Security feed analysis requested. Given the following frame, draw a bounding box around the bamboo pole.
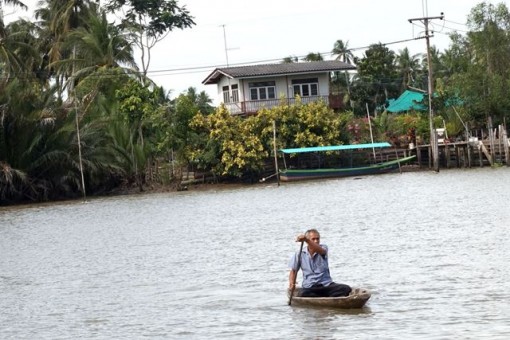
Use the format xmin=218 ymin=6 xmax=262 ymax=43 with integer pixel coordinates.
xmin=273 ymin=121 xmax=280 ymax=186
xmin=498 ymin=125 xmax=503 ymax=164
xmin=366 ymin=103 xmax=376 ymax=161
xmin=394 ymin=148 xmax=402 ymax=174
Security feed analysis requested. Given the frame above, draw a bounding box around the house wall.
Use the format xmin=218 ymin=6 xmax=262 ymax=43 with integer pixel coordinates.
xmin=216 ymin=73 xmax=331 ymax=103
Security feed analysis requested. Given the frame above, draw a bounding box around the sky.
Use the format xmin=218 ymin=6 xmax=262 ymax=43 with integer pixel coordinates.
xmin=5 ymin=0 xmax=496 ymax=104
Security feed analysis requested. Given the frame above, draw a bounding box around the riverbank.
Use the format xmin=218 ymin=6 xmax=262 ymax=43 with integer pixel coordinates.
xmin=0 ymin=164 xmax=502 ymax=207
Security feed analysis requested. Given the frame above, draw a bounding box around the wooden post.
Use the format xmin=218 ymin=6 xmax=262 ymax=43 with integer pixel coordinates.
xmin=445 ymin=144 xmax=450 ymax=168
xmin=488 ymin=117 xmax=495 ymax=162
xmin=428 ymin=145 xmax=432 ymax=169
xmin=503 ymin=126 xmax=510 ymax=166
xmin=416 ymin=145 xmax=422 ymax=167
xmin=498 ymin=125 xmax=503 ymax=163
xmin=394 ymin=148 xmax=402 ymax=174
xmin=455 ymin=145 xmax=460 ymax=168
xmin=272 ymin=121 xmax=280 ymax=186
xmin=478 ymin=142 xmax=483 ymax=167
xmin=467 ymin=143 xmax=472 ymax=168
xmin=366 ymin=103 xmax=376 ymax=160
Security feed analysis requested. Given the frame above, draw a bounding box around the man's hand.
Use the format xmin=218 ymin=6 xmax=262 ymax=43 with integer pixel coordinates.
xmin=296 ymin=234 xmax=306 ymax=242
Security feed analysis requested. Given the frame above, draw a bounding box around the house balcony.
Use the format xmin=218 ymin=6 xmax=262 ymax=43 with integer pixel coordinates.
xmin=224 ymin=94 xmax=346 ymax=115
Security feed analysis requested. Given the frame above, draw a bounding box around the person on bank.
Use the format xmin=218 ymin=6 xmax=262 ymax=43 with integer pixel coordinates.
xmin=288 ymin=229 xmax=352 ymax=297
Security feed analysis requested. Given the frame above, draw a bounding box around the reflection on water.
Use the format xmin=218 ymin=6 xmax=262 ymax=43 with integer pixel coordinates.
xmin=1 ymin=168 xmax=510 ymax=339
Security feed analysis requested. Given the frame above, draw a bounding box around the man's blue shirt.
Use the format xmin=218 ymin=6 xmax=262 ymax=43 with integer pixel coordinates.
xmin=288 ymin=244 xmax=333 ymax=288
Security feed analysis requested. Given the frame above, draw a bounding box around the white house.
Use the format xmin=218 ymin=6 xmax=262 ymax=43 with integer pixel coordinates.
xmin=202 ymin=60 xmax=356 ymax=115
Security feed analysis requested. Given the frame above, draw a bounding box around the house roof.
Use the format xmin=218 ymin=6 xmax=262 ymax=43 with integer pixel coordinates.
xmin=202 ymin=60 xmax=356 ymax=85
xmin=386 ymin=89 xmax=464 ymax=113
xmin=386 ymin=89 xmax=427 ymax=113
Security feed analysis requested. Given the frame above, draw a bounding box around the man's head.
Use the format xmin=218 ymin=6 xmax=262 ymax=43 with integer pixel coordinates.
xmin=305 ymin=229 xmax=320 ymax=244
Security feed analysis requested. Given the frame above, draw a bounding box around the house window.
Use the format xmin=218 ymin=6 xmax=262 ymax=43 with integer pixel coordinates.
xmin=231 ymin=84 xmax=239 ymax=102
xmin=292 ymin=78 xmax=319 ymax=97
xmin=249 ymin=81 xmax=276 ymax=101
xmin=223 ymin=86 xmax=230 ymax=103
xmin=222 ymin=84 xmax=239 ymax=103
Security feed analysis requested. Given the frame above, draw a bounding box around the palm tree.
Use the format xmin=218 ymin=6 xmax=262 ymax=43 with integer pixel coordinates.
xmin=332 ymin=39 xmax=353 ymax=64
xmin=35 ymin=0 xmax=98 ymax=97
xmin=395 ymin=47 xmax=421 ymax=92
xmin=332 ymin=39 xmax=354 ymax=104
xmin=420 ymin=45 xmax=443 ymax=92
xmin=0 ymin=0 xmax=27 ymax=27
xmin=57 ymin=9 xmax=138 ymax=88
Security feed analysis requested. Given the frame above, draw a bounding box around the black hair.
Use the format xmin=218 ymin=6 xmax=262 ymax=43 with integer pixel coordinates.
xmin=305 ymin=229 xmax=320 ymax=238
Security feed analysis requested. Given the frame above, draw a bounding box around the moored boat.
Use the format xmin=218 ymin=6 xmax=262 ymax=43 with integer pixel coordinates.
xmin=287 ymin=287 xmax=371 ymax=309
xmin=279 ymin=155 xmax=416 ymax=182
xmin=279 ymin=142 xmax=416 ymax=182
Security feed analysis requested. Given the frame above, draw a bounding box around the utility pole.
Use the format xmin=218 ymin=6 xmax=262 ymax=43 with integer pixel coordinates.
xmin=408 ymin=14 xmax=444 ymax=172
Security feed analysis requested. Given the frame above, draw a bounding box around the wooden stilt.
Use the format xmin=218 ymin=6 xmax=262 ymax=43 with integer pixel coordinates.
xmin=428 ymin=145 xmax=432 ymax=169
xmin=445 ymin=144 xmax=450 ymax=168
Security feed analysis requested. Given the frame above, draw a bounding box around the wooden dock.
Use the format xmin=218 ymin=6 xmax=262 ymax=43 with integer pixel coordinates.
xmin=372 ymin=138 xmax=510 ymax=170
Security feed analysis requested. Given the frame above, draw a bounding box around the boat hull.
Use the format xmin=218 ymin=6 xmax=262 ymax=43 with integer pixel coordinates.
xmin=279 ymin=156 xmax=416 ymax=182
xmin=288 ymin=287 xmax=371 ymax=309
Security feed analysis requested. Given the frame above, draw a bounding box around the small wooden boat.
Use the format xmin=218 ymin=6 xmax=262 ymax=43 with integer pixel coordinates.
xmin=288 ymin=287 xmax=371 ymax=309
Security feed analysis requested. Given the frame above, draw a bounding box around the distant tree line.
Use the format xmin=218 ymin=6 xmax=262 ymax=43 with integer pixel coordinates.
xmin=1 ymin=1 xmax=509 ymax=205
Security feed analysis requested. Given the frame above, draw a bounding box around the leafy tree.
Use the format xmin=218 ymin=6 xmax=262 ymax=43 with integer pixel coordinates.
xmin=105 ymin=0 xmax=195 ymax=78
xmin=443 ymin=1 xmax=510 ymax=126
xmin=440 ymin=32 xmax=471 ymax=79
xmin=302 ymin=52 xmax=323 ymax=62
xmin=351 ymin=43 xmax=399 ymax=114
xmin=167 ymin=87 xmax=213 ymax=172
xmin=282 ymin=55 xmax=298 ymax=63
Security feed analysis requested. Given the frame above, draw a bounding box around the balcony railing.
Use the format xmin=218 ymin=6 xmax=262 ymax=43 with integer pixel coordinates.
xmin=224 ymin=94 xmax=345 ymax=115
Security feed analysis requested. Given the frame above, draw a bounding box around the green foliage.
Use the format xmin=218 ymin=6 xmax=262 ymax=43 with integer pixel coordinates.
xmin=105 ymin=0 xmax=195 ymax=36
xmin=188 ymin=99 xmax=350 ymax=178
xmin=372 ymin=111 xmax=429 ymax=144
xmin=302 ymin=52 xmax=323 ymax=62
xmin=189 ymin=105 xmax=266 ymax=177
xmin=442 ymin=1 xmax=510 ymax=127
xmin=351 ymin=43 xmax=400 ymax=114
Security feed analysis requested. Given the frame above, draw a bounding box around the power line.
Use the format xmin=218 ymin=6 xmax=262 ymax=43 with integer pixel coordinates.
xmin=144 ymin=36 xmax=428 ymax=77
xmin=443 ymin=19 xmax=468 ymax=27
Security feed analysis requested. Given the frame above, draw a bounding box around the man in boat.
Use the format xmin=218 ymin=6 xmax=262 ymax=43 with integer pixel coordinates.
xmin=288 ymin=229 xmax=351 ymax=297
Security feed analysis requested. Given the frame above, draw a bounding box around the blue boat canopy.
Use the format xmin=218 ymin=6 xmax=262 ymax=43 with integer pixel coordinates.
xmin=280 ymin=142 xmax=392 ymax=154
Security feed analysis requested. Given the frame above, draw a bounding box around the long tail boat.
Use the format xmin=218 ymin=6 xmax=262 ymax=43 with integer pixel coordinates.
xmin=278 ymin=142 xmax=416 ymax=182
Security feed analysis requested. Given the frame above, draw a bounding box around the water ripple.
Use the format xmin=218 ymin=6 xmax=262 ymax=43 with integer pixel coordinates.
xmin=1 ymin=168 xmax=510 ymax=339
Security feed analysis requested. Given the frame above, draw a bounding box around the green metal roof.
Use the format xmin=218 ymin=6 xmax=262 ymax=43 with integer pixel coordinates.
xmin=280 ymin=142 xmax=392 ymax=154
xmin=386 ymin=89 xmax=427 ymax=113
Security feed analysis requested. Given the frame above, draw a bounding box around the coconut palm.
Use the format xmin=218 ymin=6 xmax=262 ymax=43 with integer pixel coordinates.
xmin=0 ymin=0 xmax=27 ymax=29
xmin=332 ymin=39 xmax=354 ymax=105
xmin=332 ymin=39 xmax=353 ymax=64
xmin=395 ymin=47 xmax=422 ymax=91
xmin=35 ymin=0 xmax=99 ymax=97
xmin=420 ymin=45 xmax=443 ymax=91
xmin=56 ymin=9 xmax=138 ymax=92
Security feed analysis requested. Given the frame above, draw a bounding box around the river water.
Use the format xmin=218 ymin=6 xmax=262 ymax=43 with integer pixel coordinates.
xmin=1 ymin=168 xmax=510 ymax=339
